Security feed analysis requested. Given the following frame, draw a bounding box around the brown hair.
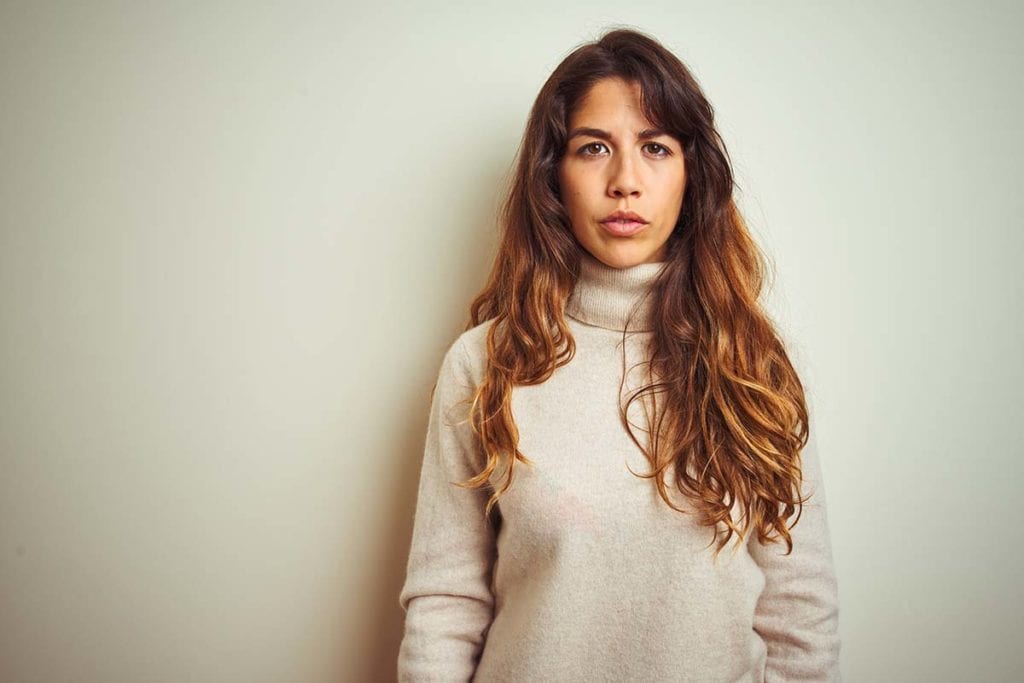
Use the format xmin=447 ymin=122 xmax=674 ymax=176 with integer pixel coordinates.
xmin=456 ymin=27 xmax=810 ymax=558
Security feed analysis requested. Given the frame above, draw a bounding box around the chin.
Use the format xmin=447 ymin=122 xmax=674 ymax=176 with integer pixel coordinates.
xmin=581 ymin=239 xmax=666 ymax=268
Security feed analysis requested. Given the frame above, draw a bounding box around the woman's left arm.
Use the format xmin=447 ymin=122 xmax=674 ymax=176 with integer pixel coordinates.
xmin=748 ymin=427 xmax=842 ymax=682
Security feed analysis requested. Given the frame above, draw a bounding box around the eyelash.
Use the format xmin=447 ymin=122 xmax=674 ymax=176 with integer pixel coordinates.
xmin=578 ymin=142 xmax=671 ymax=158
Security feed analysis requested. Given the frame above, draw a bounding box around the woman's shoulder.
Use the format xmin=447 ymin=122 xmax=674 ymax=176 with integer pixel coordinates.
xmin=430 ymin=319 xmax=494 ymax=390
xmin=448 ymin=319 xmax=494 ymax=384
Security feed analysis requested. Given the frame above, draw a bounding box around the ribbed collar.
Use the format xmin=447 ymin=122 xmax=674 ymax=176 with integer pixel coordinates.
xmin=565 ymin=251 xmax=667 ymax=332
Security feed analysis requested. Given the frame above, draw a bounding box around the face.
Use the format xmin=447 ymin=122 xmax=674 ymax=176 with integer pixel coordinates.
xmin=557 ymin=77 xmax=686 ymax=268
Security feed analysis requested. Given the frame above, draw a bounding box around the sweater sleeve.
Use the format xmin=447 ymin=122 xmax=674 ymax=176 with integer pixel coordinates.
xmin=397 ymin=335 xmax=498 ymax=682
xmin=748 ymin=427 xmax=842 ymax=682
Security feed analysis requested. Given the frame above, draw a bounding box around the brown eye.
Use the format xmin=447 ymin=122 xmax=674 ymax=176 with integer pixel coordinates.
xmin=579 ymin=142 xmax=608 ymax=156
xmin=645 ymin=143 xmax=670 ymax=157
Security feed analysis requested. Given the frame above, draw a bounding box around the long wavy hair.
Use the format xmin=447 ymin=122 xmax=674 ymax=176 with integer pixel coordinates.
xmin=453 ymin=27 xmax=811 ymax=559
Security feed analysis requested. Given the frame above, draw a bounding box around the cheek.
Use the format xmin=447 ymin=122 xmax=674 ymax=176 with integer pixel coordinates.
xmin=660 ymin=171 xmax=686 ymax=205
xmin=558 ymin=171 xmax=577 ymax=205
xmin=560 ymin=178 xmax=586 ymax=210
xmin=576 ymin=174 xmax=595 ymax=193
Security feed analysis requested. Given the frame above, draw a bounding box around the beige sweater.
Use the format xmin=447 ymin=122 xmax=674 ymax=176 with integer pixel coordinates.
xmin=398 ymin=252 xmax=841 ymax=682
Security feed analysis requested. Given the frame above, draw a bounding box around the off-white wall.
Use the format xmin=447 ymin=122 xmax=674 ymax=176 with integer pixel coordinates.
xmin=2 ymin=2 xmax=1021 ymax=681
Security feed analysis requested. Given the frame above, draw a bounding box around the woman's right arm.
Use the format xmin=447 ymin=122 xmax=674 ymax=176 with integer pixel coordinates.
xmin=397 ymin=335 xmax=498 ymax=682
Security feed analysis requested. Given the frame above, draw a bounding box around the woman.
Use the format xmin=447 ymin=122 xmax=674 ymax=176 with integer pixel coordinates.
xmin=398 ymin=27 xmax=841 ymax=682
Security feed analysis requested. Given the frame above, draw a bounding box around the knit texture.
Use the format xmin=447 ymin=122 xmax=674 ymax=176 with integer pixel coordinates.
xmin=398 ymin=250 xmax=842 ymax=682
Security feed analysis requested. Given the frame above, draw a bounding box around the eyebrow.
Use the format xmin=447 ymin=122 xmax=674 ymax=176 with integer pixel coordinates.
xmin=567 ymin=126 xmax=669 ymax=141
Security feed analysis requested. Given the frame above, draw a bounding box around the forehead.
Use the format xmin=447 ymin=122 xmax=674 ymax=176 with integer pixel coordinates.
xmin=570 ymin=77 xmax=650 ymax=125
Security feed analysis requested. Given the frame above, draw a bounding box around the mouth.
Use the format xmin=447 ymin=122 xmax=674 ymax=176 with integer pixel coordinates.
xmin=599 ymin=218 xmax=648 ymax=237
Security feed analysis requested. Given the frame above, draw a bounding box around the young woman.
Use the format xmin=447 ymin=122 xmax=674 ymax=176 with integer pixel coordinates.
xmin=398 ymin=28 xmax=841 ymax=682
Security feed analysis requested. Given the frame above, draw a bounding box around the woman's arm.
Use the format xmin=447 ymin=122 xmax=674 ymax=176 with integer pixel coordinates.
xmin=748 ymin=427 xmax=842 ymax=682
xmin=397 ymin=335 xmax=498 ymax=682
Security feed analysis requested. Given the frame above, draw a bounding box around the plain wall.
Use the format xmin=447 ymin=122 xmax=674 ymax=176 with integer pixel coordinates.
xmin=1 ymin=1 xmax=1021 ymax=681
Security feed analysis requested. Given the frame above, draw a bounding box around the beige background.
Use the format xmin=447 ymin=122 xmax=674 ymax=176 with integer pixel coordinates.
xmin=2 ymin=1 xmax=1021 ymax=681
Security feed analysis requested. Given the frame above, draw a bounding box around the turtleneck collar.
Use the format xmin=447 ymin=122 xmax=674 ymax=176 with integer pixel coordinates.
xmin=565 ymin=251 xmax=667 ymax=332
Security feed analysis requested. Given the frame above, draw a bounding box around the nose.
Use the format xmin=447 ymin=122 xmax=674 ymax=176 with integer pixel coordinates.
xmin=607 ymin=151 xmax=641 ymax=198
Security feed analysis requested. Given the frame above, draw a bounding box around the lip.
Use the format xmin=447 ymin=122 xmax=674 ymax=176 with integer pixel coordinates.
xmin=601 ymin=209 xmax=648 ymax=223
xmin=600 ymin=219 xmax=648 ymax=237
xmin=599 ymin=210 xmax=649 ymax=237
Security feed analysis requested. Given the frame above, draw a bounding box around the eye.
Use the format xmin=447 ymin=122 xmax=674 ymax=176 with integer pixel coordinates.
xmin=575 ymin=141 xmax=672 ymax=158
xmin=644 ymin=142 xmax=670 ymax=157
xmin=578 ymin=142 xmax=608 ymax=156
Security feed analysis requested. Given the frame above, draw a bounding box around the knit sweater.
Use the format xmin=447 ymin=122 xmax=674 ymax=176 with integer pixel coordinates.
xmin=397 ymin=251 xmax=842 ymax=682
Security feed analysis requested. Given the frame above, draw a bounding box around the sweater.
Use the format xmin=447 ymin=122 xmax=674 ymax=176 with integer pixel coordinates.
xmin=397 ymin=250 xmax=842 ymax=682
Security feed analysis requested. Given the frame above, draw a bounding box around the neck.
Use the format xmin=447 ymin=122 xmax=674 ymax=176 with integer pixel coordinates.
xmin=565 ymin=251 xmax=667 ymax=332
